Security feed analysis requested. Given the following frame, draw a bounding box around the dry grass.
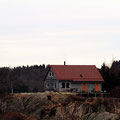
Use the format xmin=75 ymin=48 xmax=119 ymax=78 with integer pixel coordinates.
xmin=0 ymin=112 xmax=38 ymax=120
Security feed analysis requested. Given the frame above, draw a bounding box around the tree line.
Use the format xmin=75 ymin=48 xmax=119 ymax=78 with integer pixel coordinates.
xmin=0 ymin=64 xmax=49 ymax=97
xmin=100 ymin=60 xmax=120 ymax=97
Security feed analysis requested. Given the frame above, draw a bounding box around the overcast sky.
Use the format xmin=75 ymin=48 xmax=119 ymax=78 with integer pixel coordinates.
xmin=0 ymin=0 xmax=120 ymax=68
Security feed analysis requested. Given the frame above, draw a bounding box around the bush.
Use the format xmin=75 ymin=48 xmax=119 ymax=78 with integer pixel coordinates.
xmin=110 ymin=86 xmax=120 ymax=98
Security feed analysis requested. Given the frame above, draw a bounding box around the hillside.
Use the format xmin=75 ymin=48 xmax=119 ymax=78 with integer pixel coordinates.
xmin=0 ymin=92 xmax=120 ymax=120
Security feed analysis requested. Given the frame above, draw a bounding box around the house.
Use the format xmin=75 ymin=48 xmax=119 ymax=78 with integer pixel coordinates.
xmin=44 ymin=64 xmax=104 ymax=92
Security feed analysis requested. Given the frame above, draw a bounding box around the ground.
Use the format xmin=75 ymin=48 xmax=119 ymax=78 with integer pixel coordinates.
xmin=0 ymin=92 xmax=120 ymax=120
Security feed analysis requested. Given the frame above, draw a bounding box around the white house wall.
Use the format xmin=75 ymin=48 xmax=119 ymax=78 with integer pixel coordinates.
xmin=71 ymin=82 xmax=82 ymax=92
xmin=59 ymin=81 xmax=102 ymax=92
xmin=86 ymin=82 xmax=102 ymax=92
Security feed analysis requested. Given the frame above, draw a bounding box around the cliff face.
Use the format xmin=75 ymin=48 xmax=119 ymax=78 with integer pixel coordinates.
xmin=0 ymin=93 xmax=120 ymax=120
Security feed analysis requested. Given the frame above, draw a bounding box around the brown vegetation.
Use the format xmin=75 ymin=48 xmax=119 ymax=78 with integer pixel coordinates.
xmin=0 ymin=92 xmax=120 ymax=120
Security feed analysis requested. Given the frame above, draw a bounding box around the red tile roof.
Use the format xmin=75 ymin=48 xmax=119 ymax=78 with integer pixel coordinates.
xmin=51 ymin=65 xmax=104 ymax=82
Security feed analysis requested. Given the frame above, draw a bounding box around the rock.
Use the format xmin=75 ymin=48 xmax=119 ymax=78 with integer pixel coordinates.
xmin=0 ymin=93 xmax=120 ymax=120
xmin=88 ymin=112 xmax=120 ymax=120
xmin=54 ymin=107 xmax=64 ymax=120
xmin=73 ymin=103 xmax=93 ymax=119
xmin=65 ymin=102 xmax=76 ymax=116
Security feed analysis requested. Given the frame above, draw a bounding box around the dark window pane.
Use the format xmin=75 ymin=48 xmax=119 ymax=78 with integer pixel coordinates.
xmin=47 ymin=83 xmax=49 ymax=88
xmin=66 ymin=83 xmax=70 ymax=88
xmin=54 ymin=83 xmax=56 ymax=88
xmin=80 ymin=75 xmax=83 ymax=77
xmin=52 ymin=72 xmax=54 ymax=76
xmin=62 ymin=83 xmax=65 ymax=88
xmin=49 ymin=72 xmax=54 ymax=77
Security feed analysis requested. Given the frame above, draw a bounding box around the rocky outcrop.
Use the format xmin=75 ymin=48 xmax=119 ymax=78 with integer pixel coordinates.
xmin=0 ymin=93 xmax=120 ymax=120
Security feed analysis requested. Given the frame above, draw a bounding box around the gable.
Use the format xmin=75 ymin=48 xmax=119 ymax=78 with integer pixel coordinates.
xmin=46 ymin=68 xmax=58 ymax=80
xmin=51 ymin=65 xmax=104 ymax=82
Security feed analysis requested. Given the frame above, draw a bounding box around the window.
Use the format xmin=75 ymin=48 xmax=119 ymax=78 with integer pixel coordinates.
xmin=66 ymin=82 xmax=70 ymax=88
xmin=80 ymin=75 xmax=83 ymax=78
xmin=54 ymin=82 xmax=56 ymax=89
xmin=62 ymin=83 xmax=65 ymax=88
xmin=62 ymin=82 xmax=70 ymax=88
xmin=49 ymin=72 xmax=54 ymax=77
xmin=46 ymin=82 xmax=49 ymax=88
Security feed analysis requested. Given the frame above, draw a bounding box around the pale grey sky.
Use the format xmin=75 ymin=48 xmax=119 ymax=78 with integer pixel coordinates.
xmin=0 ymin=0 xmax=120 ymax=68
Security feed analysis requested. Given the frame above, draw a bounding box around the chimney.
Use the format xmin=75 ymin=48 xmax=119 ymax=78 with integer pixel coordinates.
xmin=64 ymin=61 xmax=66 ymax=65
